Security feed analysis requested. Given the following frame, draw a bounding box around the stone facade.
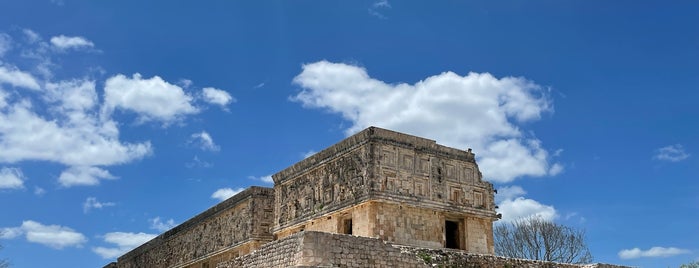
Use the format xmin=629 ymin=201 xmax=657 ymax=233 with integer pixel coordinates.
xmin=216 ymin=231 xmax=629 ymax=268
xmin=109 ymin=127 xmax=501 ymax=268
xmin=272 ymin=127 xmax=498 ymax=253
xmin=114 ymin=187 xmax=274 ymax=268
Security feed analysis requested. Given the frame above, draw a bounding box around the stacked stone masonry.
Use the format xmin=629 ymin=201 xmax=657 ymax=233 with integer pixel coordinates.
xmin=272 ymin=127 xmax=498 ymax=253
xmin=114 ymin=187 xmax=274 ymax=268
xmin=215 ymin=231 xmax=629 ymax=268
xmin=109 ymin=127 xmax=626 ymax=268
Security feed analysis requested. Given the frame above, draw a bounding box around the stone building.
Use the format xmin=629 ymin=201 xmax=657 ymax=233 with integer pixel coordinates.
xmin=110 ymin=127 xmax=499 ymax=268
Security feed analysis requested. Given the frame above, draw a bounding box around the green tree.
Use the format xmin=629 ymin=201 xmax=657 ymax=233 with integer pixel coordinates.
xmin=494 ymin=216 xmax=593 ymax=264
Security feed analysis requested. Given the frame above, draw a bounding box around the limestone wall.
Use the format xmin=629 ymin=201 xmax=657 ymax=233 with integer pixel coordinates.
xmin=116 ymin=187 xmax=274 ymax=268
xmin=217 ymin=231 xmax=425 ymax=268
xmin=272 ymin=142 xmax=373 ymax=235
xmin=371 ymin=140 xmax=496 ymax=218
xmin=220 ymin=231 xmax=305 ymax=268
xmin=271 ymin=126 xmax=498 ymax=253
xmin=216 ymin=231 xmax=629 ymax=268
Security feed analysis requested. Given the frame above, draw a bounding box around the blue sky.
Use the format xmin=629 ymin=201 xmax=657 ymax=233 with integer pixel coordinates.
xmin=0 ymin=1 xmax=697 ymax=267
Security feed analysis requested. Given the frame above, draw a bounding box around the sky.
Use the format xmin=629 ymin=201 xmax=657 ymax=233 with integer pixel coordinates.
xmin=0 ymin=1 xmax=697 ymax=267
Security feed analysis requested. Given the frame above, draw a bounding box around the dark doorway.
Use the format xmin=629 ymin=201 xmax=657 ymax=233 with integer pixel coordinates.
xmin=343 ymin=219 xmax=353 ymax=235
xmin=445 ymin=220 xmax=460 ymax=249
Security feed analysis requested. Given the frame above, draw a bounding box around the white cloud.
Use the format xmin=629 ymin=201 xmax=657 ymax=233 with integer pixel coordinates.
xmin=292 ymin=61 xmax=558 ymax=183
xmin=45 ymin=79 xmax=98 ymax=111
xmin=22 ymin=29 xmax=41 ymax=44
xmin=185 ymin=155 xmax=213 ymax=168
xmin=302 ymin=150 xmax=317 ymax=159
xmin=149 ymin=217 xmax=176 ymax=233
xmin=0 ymin=65 xmax=41 ymax=90
xmin=0 ymin=220 xmax=87 ymax=249
xmin=248 ymin=174 xmax=273 ymax=184
xmin=497 ymin=197 xmax=558 ymax=223
xmin=494 ymin=185 xmax=558 ymax=223
xmin=0 ymin=79 xmax=152 ymax=168
xmin=50 ymin=35 xmax=94 ymax=50
xmin=34 ymin=186 xmax=46 ymax=196
xmin=190 ymin=131 xmax=220 ymax=152
xmin=201 ymin=87 xmax=235 ymax=108
xmin=211 ymin=187 xmax=245 ymax=201
xmin=654 ymin=144 xmax=690 ymax=162
xmin=83 ymin=197 xmax=115 ymax=213
xmin=93 ymin=232 xmax=156 ymax=259
xmin=59 ymin=166 xmax=117 ymax=187
xmin=0 ymin=227 xmax=22 ymax=239
xmin=495 ymin=185 xmax=526 ymax=203
xmin=0 ymin=33 xmax=11 ymax=57
xmin=618 ymin=247 xmax=691 ymax=259
xmin=0 ymin=167 xmax=25 ymax=189
xmin=369 ymin=0 xmax=391 ymax=19
xmin=102 ymin=73 xmax=198 ymax=124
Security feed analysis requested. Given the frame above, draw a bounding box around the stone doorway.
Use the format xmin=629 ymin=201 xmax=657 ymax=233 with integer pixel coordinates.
xmin=445 ymin=220 xmax=460 ymax=249
xmin=343 ymin=218 xmax=353 ymax=235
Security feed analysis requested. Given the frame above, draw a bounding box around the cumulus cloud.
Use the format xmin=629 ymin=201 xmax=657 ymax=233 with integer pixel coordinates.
xmin=149 ymin=217 xmax=176 ymax=233
xmin=93 ymin=232 xmax=156 ymax=259
xmin=248 ymin=174 xmax=273 ymax=184
xmin=495 ymin=185 xmax=526 ymax=203
xmin=0 ymin=167 xmax=25 ymax=189
xmin=211 ymin=187 xmax=245 ymax=201
xmin=102 ymin=73 xmax=198 ymax=124
xmin=0 ymin=79 xmax=152 ymax=168
xmin=498 ymin=197 xmax=557 ymax=222
xmin=618 ymin=247 xmax=691 ymax=259
xmin=190 ymin=131 xmax=220 ymax=152
xmin=50 ymin=35 xmax=94 ymax=50
xmin=0 ymin=30 xmax=227 ymax=188
xmin=0 ymin=33 xmax=11 ymax=57
xmin=292 ymin=61 xmax=559 ymax=183
xmin=59 ymin=166 xmax=117 ymax=187
xmin=201 ymin=87 xmax=235 ymax=108
xmin=494 ymin=185 xmax=558 ymax=222
xmin=0 ymin=220 xmax=87 ymax=249
xmin=83 ymin=197 xmax=115 ymax=213
xmin=654 ymin=144 xmax=690 ymax=162
xmin=0 ymin=65 xmax=41 ymax=90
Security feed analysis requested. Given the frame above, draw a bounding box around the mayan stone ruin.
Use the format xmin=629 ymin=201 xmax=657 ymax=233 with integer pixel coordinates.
xmin=105 ymin=127 xmax=626 ymax=268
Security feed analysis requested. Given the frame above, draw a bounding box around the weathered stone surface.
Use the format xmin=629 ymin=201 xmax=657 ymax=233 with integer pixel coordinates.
xmin=216 ymin=231 xmax=630 ymax=268
xmin=116 ymin=187 xmax=274 ymax=268
xmin=272 ymin=127 xmax=498 ymax=253
xmin=111 ymin=127 xmax=626 ymax=268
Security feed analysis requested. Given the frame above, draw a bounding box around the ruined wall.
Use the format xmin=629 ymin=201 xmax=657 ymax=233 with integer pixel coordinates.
xmin=217 ymin=231 xmax=629 ymax=268
xmin=218 ymin=231 xmax=305 ymax=268
xmin=117 ymin=187 xmax=274 ymax=268
xmin=271 ymin=127 xmax=498 ymax=253
xmin=465 ymin=216 xmax=493 ymax=254
xmin=371 ymin=138 xmax=496 ymax=218
xmin=272 ymin=140 xmax=373 ymax=235
xmin=275 ymin=202 xmax=374 ymax=239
